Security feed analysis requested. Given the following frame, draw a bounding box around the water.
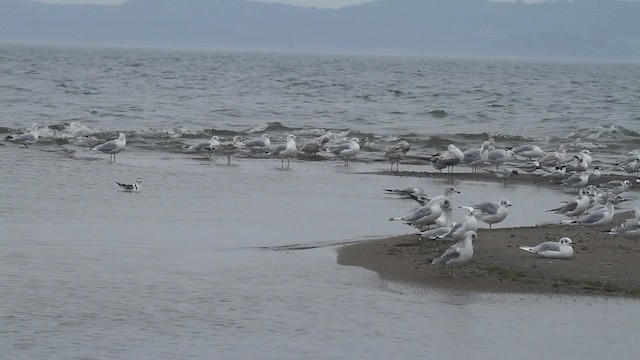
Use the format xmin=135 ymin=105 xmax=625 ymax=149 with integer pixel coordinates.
xmin=1 ymin=44 xmax=639 ymax=359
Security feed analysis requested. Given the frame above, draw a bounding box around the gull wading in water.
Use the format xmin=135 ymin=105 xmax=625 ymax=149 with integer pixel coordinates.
xmin=92 ymin=132 xmax=126 ymax=163
xmin=217 ymin=136 xmax=244 ymax=165
xmin=270 ymin=134 xmax=297 ymax=168
xmin=384 ymin=143 xmax=406 ymax=172
xmin=6 ymin=123 xmax=39 ymax=148
xmin=328 ymin=138 xmax=360 ymax=166
xmin=431 ymin=144 xmax=464 ymax=173
xmin=431 ymin=231 xmax=477 ymax=278
xmin=243 ymin=134 xmax=271 ymax=152
xmin=519 ymin=237 xmax=574 ymax=259
xmin=547 ymin=189 xmax=590 ymax=220
xmin=114 ymin=178 xmax=142 ymax=193
xmin=184 ymin=135 xmax=220 ymax=158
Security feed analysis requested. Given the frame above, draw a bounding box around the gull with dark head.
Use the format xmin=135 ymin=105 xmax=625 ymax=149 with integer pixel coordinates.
xmin=6 ymin=123 xmax=39 ymax=148
xmin=519 ymin=237 xmax=573 ymax=259
xmin=114 ymin=178 xmax=142 ymax=193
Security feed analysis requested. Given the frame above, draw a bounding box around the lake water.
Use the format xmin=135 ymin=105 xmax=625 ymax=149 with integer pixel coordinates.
xmin=1 ymin=44 xmax=639 ymax=359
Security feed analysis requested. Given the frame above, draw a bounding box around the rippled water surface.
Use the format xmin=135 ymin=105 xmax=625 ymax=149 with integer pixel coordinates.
xmin=1 ymin=45 xmax=639 ymax=359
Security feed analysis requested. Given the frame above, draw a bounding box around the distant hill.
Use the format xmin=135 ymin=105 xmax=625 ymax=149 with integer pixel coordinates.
xmin=1 ymin=0 xmax=639 ymax=60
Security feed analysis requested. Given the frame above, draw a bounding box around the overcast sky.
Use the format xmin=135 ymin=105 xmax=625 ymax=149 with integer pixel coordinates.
xmin=40 ymin=0 xmax=377 ymax=8
xmin=38 ymin=0 xmax=551 ymax=9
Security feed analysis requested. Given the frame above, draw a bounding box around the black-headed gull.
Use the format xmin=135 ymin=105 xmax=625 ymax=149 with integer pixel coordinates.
xmin=519 ymin=237 xmax=573 ymax=259
xmin=389 ymin=198 xmax=451 ymax=231
xmin=115 ymin=178 xmax=141 ymax=193
xmin=6 ymin=123 xmax=39 ymax=148
xmin=548 ymin=189 xmax=590 ymax=219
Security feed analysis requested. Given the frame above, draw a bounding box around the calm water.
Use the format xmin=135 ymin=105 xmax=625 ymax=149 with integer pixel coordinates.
xmin=1 ymin=44 xmax=639 ymax=359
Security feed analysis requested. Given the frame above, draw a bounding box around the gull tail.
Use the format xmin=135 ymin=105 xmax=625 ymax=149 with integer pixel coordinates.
xmin=114 ymin=180 xmax=126 ymax=188
xmin=518 ymin=246 xmax=535 ymax=253
xmin=389 ymin=217 xmax=403 ymax=221
xmin=383 ymin=189 xmax=401 ymax=194
xmin=560 ymin=220 xmax=577 ymax=224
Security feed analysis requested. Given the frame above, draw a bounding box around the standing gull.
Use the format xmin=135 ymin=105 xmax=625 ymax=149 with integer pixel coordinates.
xmin=431 ymin=144 xmax=464 ymax=173
xmin=487 ymin=148 xmax=515 ymax=169
xmin=328 ymin=138 xmax=360 ymax=166
xmin=547 ymin=189 xmax=590 ymax=220
xmin=389 ymin=198 xmax=451 ymax=231
xmin=608 ymin=208 xmax=640 ymax=242
xmin=92 ymin=132 xmax=126 ymax=163
xmin=6 ymin=123 xmax=39 ymax=148
xmin=270 ymin=134 xmax=297 ymax=168
xmin=217 ymin=136 xmax=244 ymax=165
xmin=184 ymin=135 xmax=220 ymax=158
xmin=462 ymin=140 xmax=493 ymax=173
xmin=472 ymin=199 xmax=512 ymax=229
xmin=436 ymin=207 xmax=478 ymax=241
xmin=513 ymin=144 xmax=545 ymax=160
xmin=519 ymin=237 xmax=574 ymax=259
xmin=384 ymin=144 xmax=406 ymax=172
xmin=431 ymin=231 xmax=477 ymax=278
xmin=243 ymin=134 xmax=271 ymax=151
xmin=539 ymin=144 xmax=567 ymax=167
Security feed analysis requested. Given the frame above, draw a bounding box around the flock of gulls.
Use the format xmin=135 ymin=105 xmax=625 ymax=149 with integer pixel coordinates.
xmin=381 ymin=137 xmax=639 ymax=278
xmin=6 ymin=124 xmax=640 ymax=278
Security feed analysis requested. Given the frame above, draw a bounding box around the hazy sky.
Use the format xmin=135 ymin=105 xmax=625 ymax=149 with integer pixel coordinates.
xmin=40 ymin=0 xmax=378 ymax=8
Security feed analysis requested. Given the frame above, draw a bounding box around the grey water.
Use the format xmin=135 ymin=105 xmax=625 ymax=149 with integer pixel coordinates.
xmin=1 ymin=44 xmax=639 ymax=359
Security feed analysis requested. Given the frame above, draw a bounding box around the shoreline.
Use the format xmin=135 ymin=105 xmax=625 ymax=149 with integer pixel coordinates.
xmin=338 ymin=170 xmax=640 ymax=298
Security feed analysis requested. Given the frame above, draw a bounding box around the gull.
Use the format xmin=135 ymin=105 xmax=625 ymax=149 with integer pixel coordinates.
xmin=563 ymin=199 xmax=615 ymax=229
xmin=598 ymin=179 xmax=632 ymax=195
xmin=328 ymin=138 xmax=360 ymax=166
xmin=462 ymin=140 xmax=493 ymax=173
xmin=6 ymin=123 xmax=39 ymax=147
xmin=585 ymin=185 xmax=627 ymax=206
xmin=519 ymin=237 xmax=574 ymax=259
xmin=436 ymin=207 xmax=478 ymax=241
xmin=539 ymin=144 xmax=567 ymax=167
xmin=298 ymin=139 xmax=324 ymax=155
xmin=91 ymin=132 xmax=126 ymax=163
xmin=487 ymin=148 xmax=515 ymax=169
xmin=587 ymin=166 xmax=602 ymax=184
xmin=513 ymin=144 xmax=545 ymax=160
xmin=396 ymin=138 xmax=411 ymax=155
xmin=540 ymin=165 xmax=568 ymax=181
xmin=383 ymin=186 xmax=426 ymax=198
xmin=217 ymin=136 xmax=244 ymax=165
xmin=509 ymin=160 xmax=541 ymax=174
xmin=561 ymin=172 xmax=589 ymax=192
xmin=547 ymin=189 xmax=590 ymax=219
xmin=184 ymin=135 xmax=220 ymax=158
xmin=483 ymin=168 xmax=519 ymax=183
xmin=608 ymin=208 xmax=640 ymax=242
xmin=472 ymin=199 xmax=512 ymax=229
xmin=243 ymin=134 xmax=271 ymax=151
xmin=389 ymin=198 xmax=451 ymax=231
xmin=114 ymin=178 xmax=141 ymax=193
xmin=579 ymin=149 xmax=593 ymax=167
xmin=564 ymin=156 xmax=589 ymax=173
xmin=615 ymin=158 xmax=640 ymax=176
xmin=418 ymin=186 xmax=461 ymax=210
xmin=420 ymin=223 xmax=454 ymax=241
xmin=431 ymin=231 xmax=477 ymax=278
xmin=431 ymin=144 xmax=464 ymax=173
xmin=270 ymin=134 xmax=297 ymax=168
xmin=384 ymin=144 xmax=406 ymax=172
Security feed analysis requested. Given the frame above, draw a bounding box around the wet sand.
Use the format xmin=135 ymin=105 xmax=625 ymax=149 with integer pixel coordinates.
xmin=338 ymin=170 xmax=640 ymax=298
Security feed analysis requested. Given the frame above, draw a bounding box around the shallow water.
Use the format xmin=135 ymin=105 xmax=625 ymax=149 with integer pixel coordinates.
xmin=2 ymin=45 xmax=640 ymax=359
xmin=2 ymin=146 xmax=639 ymax=359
